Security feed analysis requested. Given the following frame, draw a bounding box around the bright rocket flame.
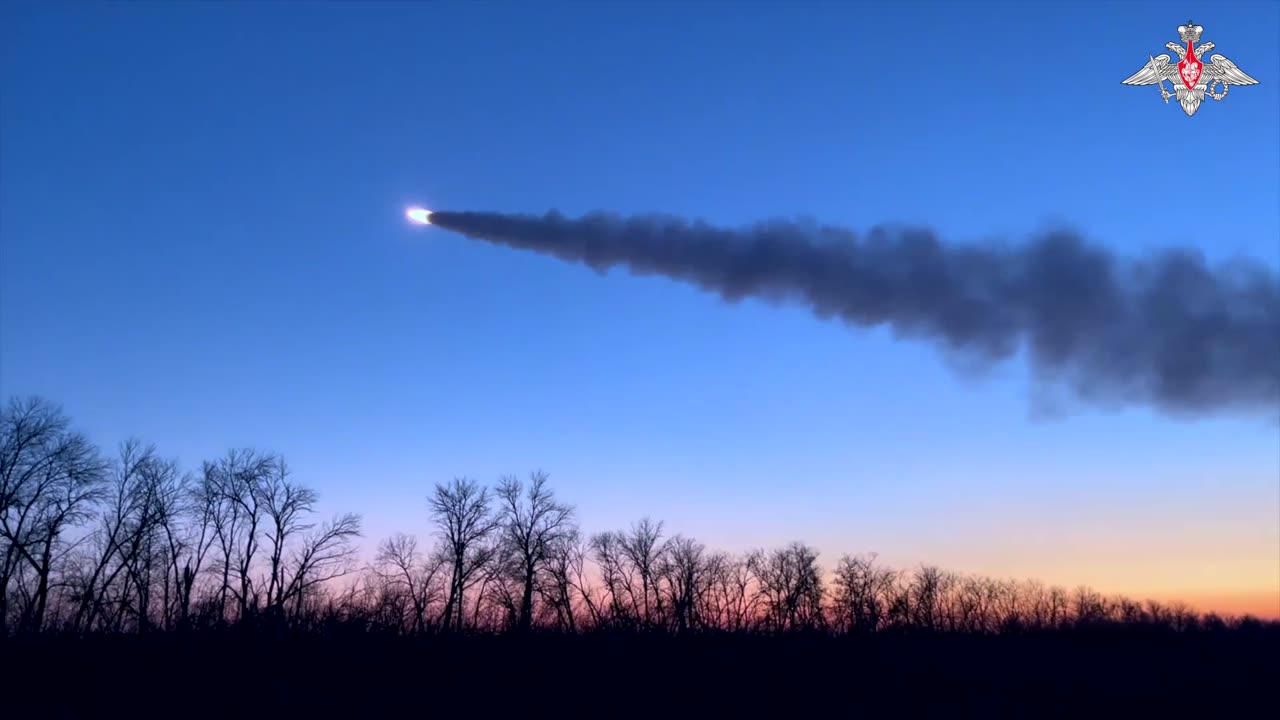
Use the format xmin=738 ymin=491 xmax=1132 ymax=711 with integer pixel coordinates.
xmin=406 ymin=207 xmax=432 ymax=225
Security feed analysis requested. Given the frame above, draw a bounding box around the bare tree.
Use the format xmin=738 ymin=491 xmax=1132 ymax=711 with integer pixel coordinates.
xmin=496 ymin=471 xmax=575 ymax=633
xmin=429 ymin=477 xmax=499 ymax=632
xmin=374 ymin=533 xmax=447 ymax=633
xmin=0 ymin=397 xmax=108 ymax=633
xmin=276 ymin=513 xmax=362 ymax=619
xmin=162 ymin=468 xmax=216 ymax=630
xmin=199 ymin=463 xmax=237 ymax=624
xmin=588 ymin=518 xmax=673 ymax=631
xmin=621 ymin=518 xmax=665 ymax=628
xmin=907 ymin=565 xmax=955 ymax=632
xmin=659 ymin=535 xmax=709 ymax=634
xmin=73 ymin=439 xmax=156 ymax=631
xmin=70 ymin=442 xmax=203 ymax=632
xmin=1071 ymin=585 xmax=1108 ymax=627
xmin=749 ymin=542 xmax=825 ymax=633
xmin=259 ymin=461 xmax=317 ymax=618
xmin=589 ymin=530 xmax=630 ymax=629
xmin=203 ymin=449 xmax=278 ymax=622
xmin=121 ymin=452 xmax=185 ymax=632
xmin=702 ymin=552 xmax=757 ymax=633
xmin=831 ymin=553 xmax=900 ymax=634
xmin=541 ymin=529 xmax=597 ymax=632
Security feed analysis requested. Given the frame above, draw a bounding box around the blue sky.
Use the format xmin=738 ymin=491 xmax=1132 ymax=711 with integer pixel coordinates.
xmin=2 ymin=1 xmax=1277 ymax=609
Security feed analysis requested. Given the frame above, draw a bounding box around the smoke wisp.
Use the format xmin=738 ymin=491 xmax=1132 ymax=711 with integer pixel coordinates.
xmin=427 ymin=210 xmax=1279 ymax=418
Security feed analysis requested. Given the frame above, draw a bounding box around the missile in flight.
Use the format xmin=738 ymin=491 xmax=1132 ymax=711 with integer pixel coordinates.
xmin=405 ymin=207 xmax=433 ymax=225
xmin=401 ymin=206 xmax=1280 ymax=419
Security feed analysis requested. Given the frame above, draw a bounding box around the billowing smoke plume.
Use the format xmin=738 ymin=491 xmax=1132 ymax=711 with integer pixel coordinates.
xmin=427 ymin=210 xmax=1279 ymax=418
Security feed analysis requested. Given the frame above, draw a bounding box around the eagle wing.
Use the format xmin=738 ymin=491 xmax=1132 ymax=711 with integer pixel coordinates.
xmin=1202 ymin=54 xmax=1259 ymax=86
xmin=1122 ymin=54 xmax=1178 ymax=85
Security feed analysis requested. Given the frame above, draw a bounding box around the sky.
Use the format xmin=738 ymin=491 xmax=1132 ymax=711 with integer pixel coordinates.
xmin=2 ymin=1 xmax=1277 ymax=618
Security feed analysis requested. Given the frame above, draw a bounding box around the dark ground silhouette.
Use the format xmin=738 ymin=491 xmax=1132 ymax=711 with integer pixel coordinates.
xmin=5 ymin=626 xmax=1277 ymax=717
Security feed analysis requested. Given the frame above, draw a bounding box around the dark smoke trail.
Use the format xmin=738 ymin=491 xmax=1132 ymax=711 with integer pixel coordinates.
xmin=427 ymin=210 xmax=1280 ymax=418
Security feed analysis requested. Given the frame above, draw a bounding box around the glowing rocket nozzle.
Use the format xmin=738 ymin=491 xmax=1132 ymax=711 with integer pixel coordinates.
xmin=406 ymin=207 xmax=433 ymax=225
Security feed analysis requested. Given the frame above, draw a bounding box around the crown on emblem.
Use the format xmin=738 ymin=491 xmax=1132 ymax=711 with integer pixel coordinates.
xmin=1177 ymin=22 xmax=1203 ymax=44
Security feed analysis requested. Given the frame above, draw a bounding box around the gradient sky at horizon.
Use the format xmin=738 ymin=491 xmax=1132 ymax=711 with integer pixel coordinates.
xmin=2 ymin=1 xmax=1277 ymax=617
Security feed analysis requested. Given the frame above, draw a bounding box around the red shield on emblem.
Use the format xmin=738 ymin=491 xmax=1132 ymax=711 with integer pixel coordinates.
xmin=1178 ymin=44 xmax=1202 ymax=89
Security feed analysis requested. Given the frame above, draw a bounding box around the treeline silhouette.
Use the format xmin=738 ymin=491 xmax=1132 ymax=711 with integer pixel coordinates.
xmin=4 ymin=396 xmax=1278 ymax=716
xmin=3 ymin=395 xmax=1273 ymax=638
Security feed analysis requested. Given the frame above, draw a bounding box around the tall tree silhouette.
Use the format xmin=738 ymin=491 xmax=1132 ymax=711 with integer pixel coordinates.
xmin=831 ymin=553 xmax=899 ymax=634
xmin=374 ymin=533 xmax=447 ymax=633
xmin=429 ymin=478 xmax=499 ymax=632
xmin=496 ymin=471 xmax=575 ymax=633
xmin=659 ymin=535 xmax=709 ymax=634
xmin=750 ymin=542 xmax=825 ymax=632
xmin=202 ymin=449 xmax=278 ymax=621
xmin=0 ymin=397 xmax=108 ymax=633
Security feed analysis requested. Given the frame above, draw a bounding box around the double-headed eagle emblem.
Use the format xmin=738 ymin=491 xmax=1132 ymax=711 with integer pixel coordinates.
xmin=1122 ymin=22 xmax=1258 ymax=116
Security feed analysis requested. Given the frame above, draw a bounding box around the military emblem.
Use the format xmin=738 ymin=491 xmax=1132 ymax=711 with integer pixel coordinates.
xmin=1122 ymin=21 xmax=1258 ymax=116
